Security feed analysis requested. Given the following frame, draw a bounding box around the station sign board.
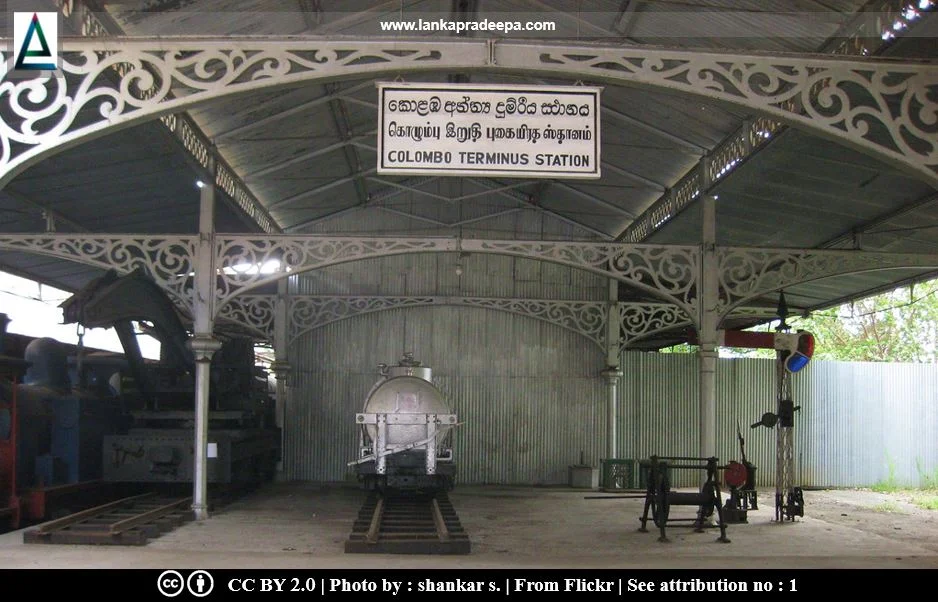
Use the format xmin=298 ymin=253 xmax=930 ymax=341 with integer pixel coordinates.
xmin=377 ymin=82 xmax=601 ymax=179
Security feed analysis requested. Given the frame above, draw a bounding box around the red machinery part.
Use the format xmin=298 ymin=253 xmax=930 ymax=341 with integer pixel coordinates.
xmin=724 ymin=461 xmax=748 ymax=488
xmin=0 ymin=378 xmax=21 ymax=528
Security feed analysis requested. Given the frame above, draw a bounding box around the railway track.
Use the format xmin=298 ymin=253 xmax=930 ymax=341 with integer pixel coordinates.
xmin=23 ymin=492 xmax=192 ymax=546
xmin=346 ymin=490 xmax=470 ymax=554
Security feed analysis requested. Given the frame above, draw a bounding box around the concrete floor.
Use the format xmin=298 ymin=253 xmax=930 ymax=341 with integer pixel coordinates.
xmin=0 ymin=482 xmax=936 ymax=569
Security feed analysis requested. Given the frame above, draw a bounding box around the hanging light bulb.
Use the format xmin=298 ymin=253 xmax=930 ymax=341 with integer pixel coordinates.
xmin=455 ymin=262 xmax=463 ymax=277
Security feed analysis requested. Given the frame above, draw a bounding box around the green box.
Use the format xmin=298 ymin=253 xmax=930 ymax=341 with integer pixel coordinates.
xmin=601 ymin=458 xmax=635 ymax=491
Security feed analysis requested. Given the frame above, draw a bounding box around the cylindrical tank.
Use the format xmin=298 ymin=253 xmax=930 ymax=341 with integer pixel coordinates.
xmin=363 ymin=376 xmax=449 ymax=448
xmin=355 ymin=353 xmax=456 ymax=491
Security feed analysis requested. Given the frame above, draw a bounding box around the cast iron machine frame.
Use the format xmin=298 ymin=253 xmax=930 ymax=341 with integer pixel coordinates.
xmin=639 ymin=455 xmax=731 ymax=543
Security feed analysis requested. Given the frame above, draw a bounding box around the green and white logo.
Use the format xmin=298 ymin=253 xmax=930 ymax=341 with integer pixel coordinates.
xmin=13 ymin=12 xmax=58 ymax=71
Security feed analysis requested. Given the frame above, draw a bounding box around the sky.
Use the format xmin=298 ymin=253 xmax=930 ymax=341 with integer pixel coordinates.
xmin=0 ymin=270 xmax=161 ymax=359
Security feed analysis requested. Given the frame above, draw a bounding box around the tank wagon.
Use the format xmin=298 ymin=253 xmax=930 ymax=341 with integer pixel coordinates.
xmin=352 ymin=353 xmax=457 ymax=492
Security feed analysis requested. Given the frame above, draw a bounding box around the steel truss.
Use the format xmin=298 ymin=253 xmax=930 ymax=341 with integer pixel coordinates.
xmin=0 ymin=39 xmax=936 ymax=187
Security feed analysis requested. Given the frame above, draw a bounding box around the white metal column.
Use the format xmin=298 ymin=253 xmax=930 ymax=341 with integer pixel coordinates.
xmin=698 ymin=195 xmax=719 ymax=458
xmin=190 ymin=168 xmax=221 ymax=520
xmin=270 ymin=278 xmax=291 ymax=477
xmin=603 ymin=279 xmax=623 ymax=460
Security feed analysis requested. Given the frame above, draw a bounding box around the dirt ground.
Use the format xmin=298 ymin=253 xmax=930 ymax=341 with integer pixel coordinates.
xmin=0 ymin=483 xmax=936 ymax=569
xmin=796 ymin=488 xmax=938 ymax=555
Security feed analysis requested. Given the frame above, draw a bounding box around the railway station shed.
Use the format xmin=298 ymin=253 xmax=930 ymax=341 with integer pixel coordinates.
xmin=1 ymin=0 xmax=937 ymax=572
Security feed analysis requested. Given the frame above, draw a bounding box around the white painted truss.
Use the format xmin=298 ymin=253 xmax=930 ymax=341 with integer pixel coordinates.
xmin=217 ymin=294 xmax=712 ymax=354
xmin=0 ymin=39 xmax=936 ymax=187
xmin=717 ymin=246 xmax=938 ymax=316
xmin=1 ymin=234 xmax=937 ymax=346
xmin=0 ymin=233 xmax=196 ymax=312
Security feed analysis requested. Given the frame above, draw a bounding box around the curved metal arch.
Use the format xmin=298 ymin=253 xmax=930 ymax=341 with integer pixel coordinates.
xmin=717 ymin=247 xmax=938 ymax=317
xmin=212 ymin=235 xmax=700 ymax=319
xmin=0 ymin=234 xmax=197 ymax=313
xmin=285 ymin=296 xmax=608 ymax=350
xmin=1 ymin=39 xmax=936 ymax=188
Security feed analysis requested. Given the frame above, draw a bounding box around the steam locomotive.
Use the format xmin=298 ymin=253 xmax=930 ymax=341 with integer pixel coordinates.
xmin=0 ymin=269 xmax=280 ymax=530
xmin=58 ymin=269 xmax=280 ymax=487
xmin=0 ymin=323 xmax=129 ymax=529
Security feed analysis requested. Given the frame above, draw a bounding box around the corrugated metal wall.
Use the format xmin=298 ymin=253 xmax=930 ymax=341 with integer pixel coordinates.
xmin=615 ymin=354 xmax=938 ymax=488
xmin=284 ymin=310 xmax=938 ymax=488
xmin=284 ymin=306 xmax=607 ymax=484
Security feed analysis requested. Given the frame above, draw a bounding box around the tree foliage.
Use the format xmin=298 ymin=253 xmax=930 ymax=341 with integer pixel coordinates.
xmin=787 ymin=278 xmax=938 ymax=363
xmin=658 ymin=278 xmax=938 ymax=363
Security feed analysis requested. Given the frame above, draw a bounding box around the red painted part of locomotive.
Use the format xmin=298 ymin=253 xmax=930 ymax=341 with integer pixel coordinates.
xmin=0 ymin=376 xmax=20 ymax=528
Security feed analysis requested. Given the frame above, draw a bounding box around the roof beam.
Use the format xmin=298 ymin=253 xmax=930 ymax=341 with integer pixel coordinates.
xmin=367 ymin=177 xmax=529 ymax=204
xmin=214 ymin=81 xmax=374 ymax=141
xmin=297 ymin=0 xmax=324 ymax=31
xmin=376 ymin=207 xmax=448 ymax=226
xmin=284 ymin=177 xmax=442 ymax=232
xmin=367 ymin=177 xmax=456 ymax=204
xmin=802 ymin=270 xmax=938 ymax=315
xmin=820 ymin=191 xmax=938 ymax=250
xmin=339 ymin=96 xmax=378 ymax=111
xmin=517 ymin=0 xmax=622 ymax=37
xmin=2 ymin=189 xmax=90 ymax=233
xmin=618 ymin=0 xmax=929 ymax=244
xmin=600 ymin=161 xmax=666 ymax=191
xmin=601 ymin=106 xmax=705 ymax=153
xmin=244 ymin=131 xmax=377 ymax=180
xmin=553 ymin=182 xmax=636 ymax=218
xmin=68 ymin=1 xmax=280 ymax=234
xmin=450 ymin=208 xmax=521 ymax=227
xmin=315 ymin=0 xmax=421 ymax=34
xmin=326 ymin=84 xmax=369 ymax=206
xmin=284 ymin=205 xmax=364 ymax=232
xmin=612 ymin=0 xmax=641 ymax=37
xmin=469 ymin=178 xmax=614 ymax=240
xmin=269 ymin=168 xmax=378 ymax=210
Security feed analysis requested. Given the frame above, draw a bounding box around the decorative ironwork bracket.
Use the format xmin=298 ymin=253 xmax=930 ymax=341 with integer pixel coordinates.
xmin=219 ymin=293 xmax=693 ymax=354
xmin=0 ymin=234 xmax=196 ymax=312
xmin=717 ymin=246 xmax=938 ymax=317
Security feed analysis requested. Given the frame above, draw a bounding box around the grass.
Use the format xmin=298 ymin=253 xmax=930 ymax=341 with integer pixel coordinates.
xmin=872 ymin=501 xmax=902 ymax=513
xmin=911 ymin=492 xmax=938 ymax=511
xmin=871 ymin=480 xmax=900 ymax=493
xmin=870 ymin=459 xmax=938 ymax=505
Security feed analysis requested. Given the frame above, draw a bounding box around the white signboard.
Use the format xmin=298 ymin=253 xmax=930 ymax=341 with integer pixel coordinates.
xmin=378 ymin=83 xmax=601 ymax=179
